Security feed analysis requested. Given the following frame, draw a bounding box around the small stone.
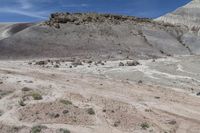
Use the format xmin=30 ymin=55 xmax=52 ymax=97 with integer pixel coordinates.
xmin=35 ymin=61 xmax=48 ymax=65
xmin=21 ymin=87 xmax=32 ymax=91
xmin=126 ymin=60 xmax=140 ymax=66
xmin=24 ymin=80 xmax=33 ymax=83
xmin=72 ymin=60 xmax=83 ymax=67
xmin=154 ymin=96 xmax=160 ymax=99
xmin=49 ymin=113 xmax=60 ymax=118
xmin=168 ymin=120 xmax=176 ymax=125
xmin=113 ymin=120 xmax=120 ymax=127
xmin=87 ymin=60 xmax=93 ymax=64
xmin=119 ymin=62 xmax=124 ymax=66
xmin=54 ymin=65 xmax=59 ymax=68
xmin=102 ymin=109 xmax=106 ymax=112
xmin=63 ymin=110 xmax=69 ymax=114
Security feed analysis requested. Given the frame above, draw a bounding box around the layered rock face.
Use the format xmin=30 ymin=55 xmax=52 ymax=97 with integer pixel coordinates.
xmin=156 ymin=0 xmax=200 ymax=35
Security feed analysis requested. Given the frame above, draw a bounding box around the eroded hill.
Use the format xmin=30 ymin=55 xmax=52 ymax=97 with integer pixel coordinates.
xmin=0 ymin=12 xmax=199 ymax=60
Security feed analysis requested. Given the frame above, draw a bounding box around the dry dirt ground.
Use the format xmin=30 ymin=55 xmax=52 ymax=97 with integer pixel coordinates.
xmin=0 ymin=56 xmax=200 ymax=133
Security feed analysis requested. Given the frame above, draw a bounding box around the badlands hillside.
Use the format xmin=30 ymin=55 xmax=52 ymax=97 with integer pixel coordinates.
xmin=156 ymin=0 xmax=200 ymax=33
xmin=0 ymin=12 xmax=199 ymax=60
xmin=0 ymin=0 xmax=200 ymax=133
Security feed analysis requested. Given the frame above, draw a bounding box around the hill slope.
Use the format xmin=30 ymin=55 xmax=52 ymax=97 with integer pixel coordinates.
xmin=156 ymin=0 xmax=200 ymax=34
xmin=0 ymin=13 xmax=196 ymax=60
xmin=0 ymin=23 xmax=33 ymax=40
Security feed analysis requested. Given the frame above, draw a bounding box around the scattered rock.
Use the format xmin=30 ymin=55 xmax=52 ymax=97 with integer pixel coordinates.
xmin=21 ymin=87 xmax=32 ymax=92
xmin=138 ymin=80 xmax=143 ymax=84
xmin=126 ymin=60 xmax=140 ymax=66
xmin=18 ymin=99 xmax=26 ymax=106
xmin=71 ymin=60 xmax=83 ymax=67
xmin=145 ymin=109 xmax=152 ymax=112
xmin=113 ymin=120 xmax=121 ymax=127
xmin=119 ymin=62 xmax=125 ymax=66
xmin=154 ymin=96 xmax=160 ymax=99
xmin=35 ymin=61 xmax=48 ymax=65
xmin=168 ymin=120 xmax=177 ymax=125
xmin=160 ymin=50 xmax=165 ymax=54
xmin=0 ymin=110 xmax=4 ymax=116
xmin=62 ymin=110 xmax=69 ymax=114
xmin=54 ymin=65 xmax=60 ymax=68
xmin=86 ymin=60 xmax=93 ymax=64
xmin=48 ymin=113 xmax=60 ymax=118
xmin=24 ymin=80 xmax=33 ymax=83
xmin=196 ymin=92 xmax=200 ymax=96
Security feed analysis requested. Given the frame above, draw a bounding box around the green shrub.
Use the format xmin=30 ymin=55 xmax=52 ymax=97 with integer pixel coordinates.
xmin=60 ymin=99 xmax=72 ymax=105
xmin=141 ymin=122 xmax=150 ymax=130
xmin=59 ymin=128 xmax=71 ymax=133
xmin=31 ymin=92 xmax=43 ymax=100
xmin=31 ymin=125 xmax=47 ymax=133
xmin=87 ymin=108 xmax=95 ymax=115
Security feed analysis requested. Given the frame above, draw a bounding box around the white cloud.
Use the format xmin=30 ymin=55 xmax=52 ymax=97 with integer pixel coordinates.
xmin=0 ymin=0 xmax=49 ymax=19
xmin=18 ymin=0 xmax=32 ymax=9
xmin=0 ymin=8 xmax=47 ymax=19
xmin=62 ymin=3 xmax=89 ymax=8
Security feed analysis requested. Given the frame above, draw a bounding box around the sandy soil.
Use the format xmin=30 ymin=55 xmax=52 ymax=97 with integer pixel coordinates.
xmin=0 ymin=56 xmax=200 ymax=133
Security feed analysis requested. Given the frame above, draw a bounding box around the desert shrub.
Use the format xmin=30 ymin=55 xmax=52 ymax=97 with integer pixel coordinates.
xmin=87 ymin=108 xmax=95 ymax=115
xmin=59 ymin=128 xmax=71 ymax=133
xmin=140 ymin=122 xmax=150 ymax=130
xmin=60 ymin=99 xmax=72 ymax=105
xmin=31 ymin=125 xmax=47 ymax=133
xmin=30 ymin=92 xmax=43 ymax=100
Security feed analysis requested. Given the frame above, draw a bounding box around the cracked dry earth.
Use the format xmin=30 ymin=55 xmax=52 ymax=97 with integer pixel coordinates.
xmin=0 ymin=56 xmax=200 ymax=133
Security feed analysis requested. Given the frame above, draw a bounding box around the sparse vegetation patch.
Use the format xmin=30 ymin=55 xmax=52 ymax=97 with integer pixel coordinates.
xmin=30 ymin=125 xmax=47 ymax=133
xmin=87 ymin=108 xmax=95 ymax=115
xmin=140 ymin=122 xmax=150 ymax=130
xmin=30 ymin=92 xmax=43 ymax=100
xmin=60 ymin=99 xmax=72 ymax=105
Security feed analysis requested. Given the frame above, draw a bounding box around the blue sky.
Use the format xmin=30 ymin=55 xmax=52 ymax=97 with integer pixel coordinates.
xmin=0 ymin=0 xmax=191 ymax=22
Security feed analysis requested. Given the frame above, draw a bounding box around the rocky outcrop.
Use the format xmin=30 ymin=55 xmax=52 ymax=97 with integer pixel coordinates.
xmin=45 ymin=12 xmax=152 ymax=28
